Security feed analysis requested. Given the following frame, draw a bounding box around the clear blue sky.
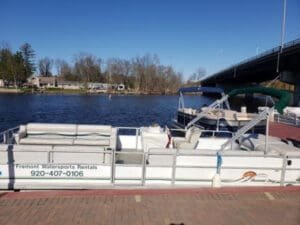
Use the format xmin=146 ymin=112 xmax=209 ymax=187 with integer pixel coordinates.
xmin=1 ymin=0 xmax=300 ymax=79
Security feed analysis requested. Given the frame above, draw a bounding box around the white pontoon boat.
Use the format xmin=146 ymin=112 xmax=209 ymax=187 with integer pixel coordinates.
xmin=0 ymin=106 xmax=299 ymax=190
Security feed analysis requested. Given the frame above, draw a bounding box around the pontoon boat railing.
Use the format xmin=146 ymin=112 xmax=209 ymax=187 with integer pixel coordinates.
xmin=0 ymin=126 xmax=19 ymax=144
xmin=274 ymin=113 xmax=300 ymax=127
xmin=1 ymin=145 xmax=298 ymax=187
xmin=167 ymin=127 xmax=234 ymax=137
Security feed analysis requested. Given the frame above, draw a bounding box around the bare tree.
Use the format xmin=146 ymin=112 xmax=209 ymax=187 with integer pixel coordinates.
xmin=54 ymin=59 xmax=64 ymax=76
xmin=73 ymin=53 xmax=102 ymax=87
xmin=1 ymin=43 xmax=185 ymax=93
xmin=188 ymin=67 xmax=206 ymax=83
xmin=38 ymin=57 xmax=53 ymax=76
xmin=59 ymin=60 xmax=75 ymax=80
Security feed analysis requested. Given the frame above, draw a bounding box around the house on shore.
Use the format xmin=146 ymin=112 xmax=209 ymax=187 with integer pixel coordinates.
xmin=29 ymin=76 xmax=57 ymax=88
xmin=29 ymin=76 xmax=82 ymax=89
xmin=57 ymin=80 xmax=84 ymax=89
xmin=27 ymin=76 xmax=126 ymax=92
xmin=88 ymin=83 xmax=108 ymax=93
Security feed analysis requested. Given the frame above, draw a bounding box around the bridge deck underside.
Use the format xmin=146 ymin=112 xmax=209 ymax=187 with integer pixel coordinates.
xmin=202 ymin=42 xmax=300 ymax=86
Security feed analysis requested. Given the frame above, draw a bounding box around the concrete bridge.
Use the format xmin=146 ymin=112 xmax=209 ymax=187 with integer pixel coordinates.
xmin=201 ymin=38 xmax=300 ymax=105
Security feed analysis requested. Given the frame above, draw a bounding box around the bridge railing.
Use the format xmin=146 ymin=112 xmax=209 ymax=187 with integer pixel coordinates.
xmin=201 ymin=38 xmax=300 ymax=81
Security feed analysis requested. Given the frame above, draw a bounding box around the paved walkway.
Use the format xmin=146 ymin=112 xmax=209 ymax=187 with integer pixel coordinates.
xmin=0 ymin=187 xmax=299 ymax=225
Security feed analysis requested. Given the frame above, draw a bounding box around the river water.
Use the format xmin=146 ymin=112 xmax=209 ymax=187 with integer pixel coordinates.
xmin=0 ymin=94 xmax=214 ymax=132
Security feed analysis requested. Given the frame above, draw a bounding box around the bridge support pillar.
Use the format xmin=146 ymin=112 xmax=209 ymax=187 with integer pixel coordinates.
xmin=280 ymin=71 xmax=300 ymax=106
xmin=294 ymin=77 xmax=300 ymax=106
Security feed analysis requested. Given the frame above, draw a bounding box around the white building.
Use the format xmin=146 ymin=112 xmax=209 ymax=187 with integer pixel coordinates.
xmin=57 ymin=80 xmax=84 ymax=90
xmin=29 ymin=76 xmax=57 ymax=88
xmin=117 ymin=83 xmax=125 ymax=91
xmin=88 ymin=82 xmax=109 ymax=90
xmin=27 ymin=77 xmax=125 ymax=91
xmin=0 ymin=79 xmax=4 ymax=87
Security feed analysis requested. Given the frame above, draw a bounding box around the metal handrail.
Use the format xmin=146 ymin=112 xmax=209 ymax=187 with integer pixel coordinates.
xmin=274 ymin=114 xmax=300 ymax=127
xmin=0 ymin=145 xmax=298 ymax=186
xmin=0 ymin=126 xmax=20 ymax=135
xmin=0 ymin=126 xmax=20 ymax=144
xmin=142 ymin=147 xmax=296 ymax=186
xmin=219 ymin=107 xmax=273 ymax=152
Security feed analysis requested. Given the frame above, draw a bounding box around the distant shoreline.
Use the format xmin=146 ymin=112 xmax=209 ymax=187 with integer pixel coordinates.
xmin=0 ymin=87 xmax=178 ymax=96
xmin=0 ymin=88 xmax=23 ymax=93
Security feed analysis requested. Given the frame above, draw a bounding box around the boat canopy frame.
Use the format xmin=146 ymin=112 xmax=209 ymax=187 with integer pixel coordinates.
xmin=178 ymin=86 xmax=229 ymax=110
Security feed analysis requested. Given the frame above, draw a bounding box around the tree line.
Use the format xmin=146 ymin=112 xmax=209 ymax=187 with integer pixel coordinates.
xmin=41 ymin=53 xmax=184 ymax=94
xmin=0 ymin=43 xmax=35 ymax=87
xmin=1 ymin=42 xmax=206 ymax=94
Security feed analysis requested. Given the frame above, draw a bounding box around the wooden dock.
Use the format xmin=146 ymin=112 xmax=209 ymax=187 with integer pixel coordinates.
xmin=0 ymin=186 xmax=299 ymax=225
xmin=270 ymin=121 xmax=300 ymax=142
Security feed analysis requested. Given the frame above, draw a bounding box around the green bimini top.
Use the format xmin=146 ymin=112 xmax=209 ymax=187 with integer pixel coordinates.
xmin=228 ymin=86 xmax=291 ymax=114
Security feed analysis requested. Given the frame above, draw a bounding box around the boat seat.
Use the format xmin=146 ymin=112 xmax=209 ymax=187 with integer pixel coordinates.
xmin=196 ymin=137 xmax=239 ymax=150
xmin=173 ymin=127 xmax=202 ymax=149
xmin=14 ymin=123 xmax=117 ymax=149
xmin=13 ymin=145 xmax=53 ymax=151
xmin=73 ymin=139 xmax=110 ymax=146
xmin=52 ymin=146 xmax=111 ymax=164
xmin=239 ymin=133 xmax=299 ymax=153
xmin=20 ymin=137 xmax=74 ymax=145
xmin=141 ymin=127 xmax=169 ymax=152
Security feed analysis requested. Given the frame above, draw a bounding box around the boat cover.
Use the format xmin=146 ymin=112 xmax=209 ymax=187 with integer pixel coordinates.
xmin=228 ymin=87 xmax=291 ymax=114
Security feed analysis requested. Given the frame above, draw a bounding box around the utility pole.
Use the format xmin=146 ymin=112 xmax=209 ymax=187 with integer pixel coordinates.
xmin=276 ymin=0 xmax=287 ymax=73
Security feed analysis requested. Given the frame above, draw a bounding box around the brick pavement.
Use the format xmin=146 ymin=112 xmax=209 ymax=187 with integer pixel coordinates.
xmin=0 ymin=187 xmax=299 ymax=225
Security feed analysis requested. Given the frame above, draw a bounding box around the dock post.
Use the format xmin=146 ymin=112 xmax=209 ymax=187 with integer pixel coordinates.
xmin=3 ymin=133 xmax=7 ymax=144
xmin=280 ymin=156 xmax=288 ymax=186
xmin=111 ymin=148 xmax=115 ymax=186
xmin=264 ymin=113 xmax=270 ymax=154
xmin=294 ymin=75 xmax=300 ymax=106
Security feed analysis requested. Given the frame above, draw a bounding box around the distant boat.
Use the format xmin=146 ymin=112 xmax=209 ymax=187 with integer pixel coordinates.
xmin=171 ymin=86 xmax=290 ymax=134
xmin=108 ymin=94 xmax=112 ymax=100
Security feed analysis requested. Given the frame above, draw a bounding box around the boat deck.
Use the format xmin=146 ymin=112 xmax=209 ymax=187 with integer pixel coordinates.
xmin=0 ymin=186 xmax=299 ymax=225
